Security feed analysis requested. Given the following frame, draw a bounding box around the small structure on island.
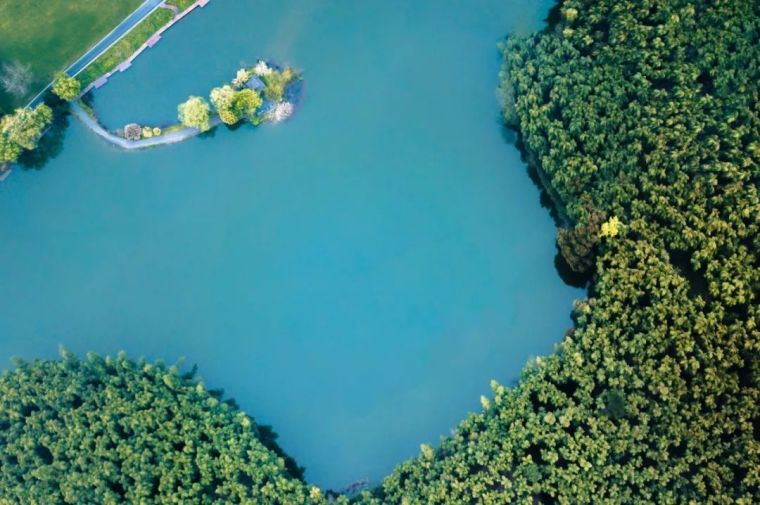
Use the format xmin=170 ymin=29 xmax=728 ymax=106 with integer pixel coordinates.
xmin=245 ymin=75 xmax=265 ymax=92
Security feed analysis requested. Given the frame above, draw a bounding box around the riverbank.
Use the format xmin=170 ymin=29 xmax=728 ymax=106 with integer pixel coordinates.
xmin=77 ymin=0 xmax=213 ymax=94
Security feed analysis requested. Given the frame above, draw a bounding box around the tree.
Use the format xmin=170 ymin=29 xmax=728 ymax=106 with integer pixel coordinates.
xmin=0 ymin=60 xmax=32 ymax=98
xmin=177 ymin=96 xmax=211 ymax=131
xmin=210 ymin=86 xmax=263 ymax=125
xmin=0 ymin=352 xmax=319 ymax=503
xmin=232 ymin=88 xmax=263 ymax=121
xmin=0 ymin=132 xmax=23 ymax=163
xmin=0 ymin=104 xmax=53 ymax=150
xmin=556 ymin=208 xmax=606 ymax=273
xmin=232 ymin=68 xmax=251 ymax=89
xmin=210 ymin=85 xmax=238 ymax=124
xmin=51 ymin=73 xmax=81 ymax=101
xmin=263 ymin=68 xmax=296 ymax=102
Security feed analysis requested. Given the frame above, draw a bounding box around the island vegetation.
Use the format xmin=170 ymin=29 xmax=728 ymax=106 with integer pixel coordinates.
xmin=75 ymin=60 xmax=300 ymax=147
xmin=178 ymin=61 xmax=297 ymax=131
xmin=0 ymin=0 xmax=757 ymax=503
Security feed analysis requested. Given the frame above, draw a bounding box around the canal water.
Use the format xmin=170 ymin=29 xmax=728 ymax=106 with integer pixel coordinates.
xmin=0 ymin=0 xmax=580 ymax=489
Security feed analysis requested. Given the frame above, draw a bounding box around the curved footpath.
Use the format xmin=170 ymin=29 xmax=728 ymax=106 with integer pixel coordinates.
xmin=70 ymin=101 xmax=221 ymax=150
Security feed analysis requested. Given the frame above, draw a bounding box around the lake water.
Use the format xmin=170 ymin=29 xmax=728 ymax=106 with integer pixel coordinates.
xmin=0 ymin=0 xmax=581 ymax=489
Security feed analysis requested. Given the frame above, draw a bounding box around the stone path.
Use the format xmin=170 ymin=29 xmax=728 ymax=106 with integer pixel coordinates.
xmin=70 ymin=101 xmax=221 ymax=151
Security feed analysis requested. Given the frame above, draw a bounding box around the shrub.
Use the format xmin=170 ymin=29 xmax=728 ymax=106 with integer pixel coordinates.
xmin=123 ymin=123 xmax=141 ymax=140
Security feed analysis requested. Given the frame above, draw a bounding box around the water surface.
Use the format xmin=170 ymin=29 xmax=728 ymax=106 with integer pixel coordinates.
xmin=0 ymin=0 xmax=581 ymax=488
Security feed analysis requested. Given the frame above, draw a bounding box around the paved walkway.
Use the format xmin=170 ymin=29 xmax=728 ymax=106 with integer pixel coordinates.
xmin=80 ymin=0 xmax=212 ymax=95
xmin=27 ymin=0 xmax=165 ymax=107
xmin=68 ymin=0 xmax=166 ymax=77
xmin=70 ymin=101 xmax=221 ymax=150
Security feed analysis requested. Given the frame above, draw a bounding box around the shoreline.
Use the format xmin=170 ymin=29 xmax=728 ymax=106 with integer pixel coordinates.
xmin=70 ymin=63 xmax=301 ymax=151
xmin=70 ymin=101 xmax=222 ymax=150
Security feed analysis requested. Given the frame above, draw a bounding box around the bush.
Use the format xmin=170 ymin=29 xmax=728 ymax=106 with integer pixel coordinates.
xmin=123 ymin=123 xmax=141 ymax=140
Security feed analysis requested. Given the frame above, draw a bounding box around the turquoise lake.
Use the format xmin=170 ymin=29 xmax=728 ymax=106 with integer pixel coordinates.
xmin=0 ymin=0 xmax=582 ymax=489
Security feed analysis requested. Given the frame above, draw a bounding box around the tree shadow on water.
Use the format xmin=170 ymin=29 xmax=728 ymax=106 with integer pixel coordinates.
xmin=554 ymin=249 xmax=591 ymax=289
xmin=499 ymin=121 xmax=590 ymax=290
xmin=18 ymin=108 xmax=70 ymax=171
xmin=195 ymin=126 xmax=218 ymax=140
xmin=499 ymin=122 xmax=563 ymax=227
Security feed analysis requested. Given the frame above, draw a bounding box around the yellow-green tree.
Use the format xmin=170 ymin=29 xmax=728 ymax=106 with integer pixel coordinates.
xmin=177 ymin=96 xmax=211 ymax=131
xmin=51 ymin=73 xmax=81 ymax=101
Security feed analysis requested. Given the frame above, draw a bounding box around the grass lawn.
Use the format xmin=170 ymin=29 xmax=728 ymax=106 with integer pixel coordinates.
xmin=0 ymin=0 xmax=144 ymax=113
xmin=77 ymin=8 xmax=174 ymax=88
xmin=167 ymin=0 xmax=199 ymax=11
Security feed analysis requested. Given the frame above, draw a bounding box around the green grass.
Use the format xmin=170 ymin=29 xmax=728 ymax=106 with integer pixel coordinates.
xmin=167 ymin=0 xmax=198 ymax=11
xmin=77 ymin=8 xmax=175 ymax=88
xmin=0 ymin=0 xmax=144 ymax=113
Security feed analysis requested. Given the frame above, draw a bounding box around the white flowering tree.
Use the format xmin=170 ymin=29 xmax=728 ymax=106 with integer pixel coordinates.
xmin=253 ymin=60 xmax=272 ymax=76
xmin=232 ymin=68 xmax=250 ymax=89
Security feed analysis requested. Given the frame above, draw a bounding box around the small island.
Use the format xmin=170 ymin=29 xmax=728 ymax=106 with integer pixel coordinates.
xmin=71 ymin=60 xmax=301 ymax=150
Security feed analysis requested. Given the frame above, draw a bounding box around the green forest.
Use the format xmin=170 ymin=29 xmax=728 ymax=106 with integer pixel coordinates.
xmin=1 ymin=0 xmax=757 ymax=503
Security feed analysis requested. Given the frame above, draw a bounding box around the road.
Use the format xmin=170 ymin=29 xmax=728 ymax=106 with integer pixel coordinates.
xmin=27 ymin=0 xmax=165 ymax=107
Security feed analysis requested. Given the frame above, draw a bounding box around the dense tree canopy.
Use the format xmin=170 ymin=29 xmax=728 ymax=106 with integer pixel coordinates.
xmin=360 ymin=0 xmax=759 ymax=503
xmin=0 ymin=351 xmax=331 ymax=504
xmin=1 ymin=0 xmax=757 ymax=503
xmin=0 ymin=104 xmax=53 ymax=163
